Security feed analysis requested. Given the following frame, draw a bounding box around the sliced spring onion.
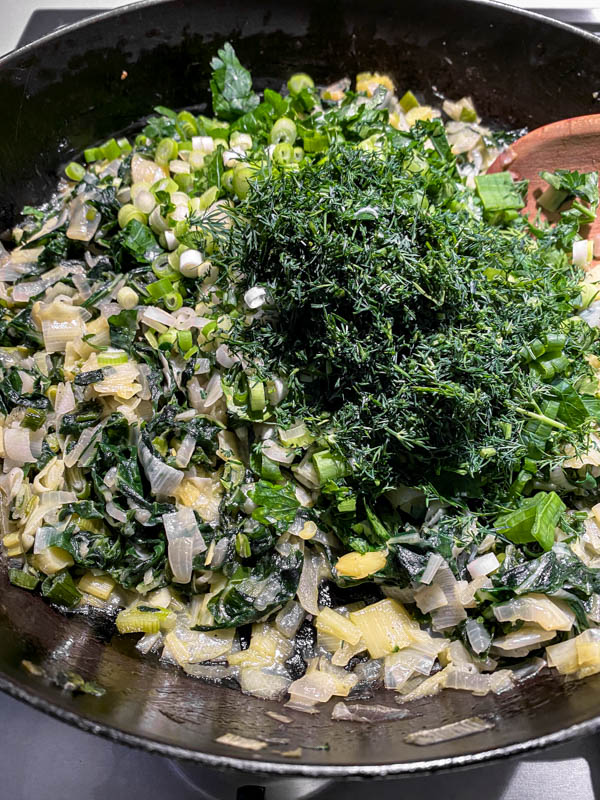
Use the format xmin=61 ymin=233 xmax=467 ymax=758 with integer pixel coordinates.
xmin=65 ymin=162 xmax=85 ymax=182
xmin=97 ymin=349 xmax=128 ymax=367
xmin=41 ymin=571 xmax=82 ymax=607
xmin=116 ymin=606 xmax=175 ymax=634
xmin=8 ymin=569 xmax=39 ymax=590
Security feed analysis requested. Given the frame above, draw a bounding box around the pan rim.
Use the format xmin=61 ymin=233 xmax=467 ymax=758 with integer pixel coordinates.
xmin=3 ymin=668 xmax=600 ymax=776
xmin=2 ymin=0 xmax=600 ymax=777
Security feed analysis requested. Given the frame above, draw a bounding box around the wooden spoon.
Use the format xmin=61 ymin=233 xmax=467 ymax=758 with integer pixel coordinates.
xmin=487 ymin=114 xmax=600 ymax=242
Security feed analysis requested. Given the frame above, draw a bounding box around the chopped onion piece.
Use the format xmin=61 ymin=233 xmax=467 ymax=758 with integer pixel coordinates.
xmin=430 ymin=563 xmax=467 ymax=630
xmin=493 ymin=593 xmax=575 ymax=631
xmin=175 ymin=433 xmax=196 ymax=468
xmin=64 ymin=422 xmax=103 ymax=468
xmin=240 ymin=668 xmax=291 ymax=700
xmin=467 ymin=552 xmax=499 ymax=578
xmin=331 ymin=702 xmax=409 ymax=722
xmin=404 ymin=716 xmax=494 ymax=746
xmin=54 ymin=381 xmax=76 ymax=417
xmin=4 ymin=428 xmax=34 ymax=465
xmin=493 ymin=624 xmax=556 ymax=654
xmin=420 ymin=552 xmax=444 ymax=584
xmin=163 ymin=506 xmax=206 ymax=583
xmin=139 ymin=438 xmax=183 ymax=496
xmin=262 ymin=440 xmax=296 ymax=465
xmin=287 ymin=671 xmax=338 ymax=708
xmin=106 ymin=501 xmax=127 ymax=523
xmin=297 ymin=549 xmax=328 ymax=615
xmin=573 ymin=239 xmax=593 ymax=268
xmin=244 ymin=286 xmax=267 ymax=309
xmin=414 ymin=583 xmax=447 ymax=614
xmin=215 ymin=343 xmax=238 ymax=368
xmin=140 ymin=306 xmax=178 ymax=331
xmin=465 ymin=617 xmax=491 ymax=654
xmin=42 ymin=318 xmax=85 ymax=353
xmin=215 ymin=733 xmax=267 ymax=751
xmin=275 ymin=600 xmax=306 ymax=638
xmin=67 ymin=197 xmax=100 ymax=242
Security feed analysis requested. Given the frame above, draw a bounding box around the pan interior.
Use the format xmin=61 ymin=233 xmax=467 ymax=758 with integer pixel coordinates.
xmin=2 ymin=0 xmax=600 ymax=774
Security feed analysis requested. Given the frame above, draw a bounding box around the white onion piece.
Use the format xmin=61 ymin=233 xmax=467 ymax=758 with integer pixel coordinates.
xmin=196 ymin=358 xmax=211 ymax=375
xmin=54 ymin=381 xmax=76 ymax=417
xmin=0 ymin=247 xmax=44 ymax=282
xmin=17 ymin=370 xmax=35 ymax=394
xmin=149 ymin=206 xmax=169 ymax=233
xmin=64 ymin=422 xmax=103 ymax=468
xmin=172 ymin=307 xmax=198 ymax=330
xmin=430 ymin=563 xmax=467 ymax=630
xmin=404 ymin=716 xmax=494 ymax=746
xmin=175 ymin=433 xmax=196 ymax=468
xmin=29 ymin=430 xmax=45 ymax=459
xmin=0 ymin=467 xmax=24 ymax=504
xmin=262 ymin=440 xmax=296 ymax=465
xmin=287 ymin=671 xmax=338 ymax=708
xmin=139 ymin=439 xmax=183 ymax=496
xmin=467 ymin=552 xmax=499 ymax=578
xmin=210 ymin=537 xmax=230 ymax=569
xmin=164 ymin=230 xmax=178 ymax=250
xmin=215 ymin=344 xmax=238 ymax=369
xmin=573 ymin=239 xmax=593 ymax=268
xmin=492 ymin=624 xmax=557 ymax=654
xmin=4 ymin=428 xmax=34 ymax=465
xmin=179 ymin=249 xmax=204 ymax=278
xmin=192 ymin=136 xmax=215 ymax=153
xmin=465 ymin=618 xmax=492 ymax=654
xmin=266 ymin=377 xmax=287 ymax=407
xmin=103 ymin=466 xmax=118 ymax=489
xmin=99 ymin=301 xmax=122 ymax=319
xmin=66 ymin=198 xmax=101 ymax=242
xmin=331 ymin=702 xmax=409 ymax=722
xmin=174 ymin=409 xmax=196 ymax=422
xmin=244 ymin=286 xmax=267 ymax=309
xmin=510 ymin=657 xmax=546 ymax=682
xmin=12 ymin=264 xmax=69 ymax=302
xmin=163 ymin=507 xmax=206 ymax=584
xmin=275 ymin=600 xmax=306 ymax=638
xmin=136 ymin=632 xmax=163 ymax=655
xmin=444 ymin=665 xmax=491 ymax=695
xmin=22 ymin=491 xmax=77 ymax=537
xmin=72 ymin=272 xmax=92 ymax=299
xmin=140 ymin=306 xmax=178 ymax=331
xmin=296 ymin=549 xmax=322 ymax=615
xmin=42 ymin=318 xmax=84 ymax=353
xmin=420 ymin=552 xmax=444 ymax=584
xmin=239 ymin=668 xmax=291 ymax=700
xmin=493 ymin=593 xmax=575 ymax=631
xmin=131 ymin=154 xmax=166 ymax=185
xmin=84 ymin=250 xmax=101 ymax=269
xmin=106 ymin=501 xmax=127 ymax=523
xmin=189 ymin=372 xmax=223 ymax=412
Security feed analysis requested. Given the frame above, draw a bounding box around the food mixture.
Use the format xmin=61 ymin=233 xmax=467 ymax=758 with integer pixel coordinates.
xmin=3 ymin=44 xmax=600 ymax=714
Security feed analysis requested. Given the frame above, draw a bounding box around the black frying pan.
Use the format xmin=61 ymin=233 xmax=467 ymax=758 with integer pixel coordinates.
xmin=2 ymin=0 xmax=600 ymax=778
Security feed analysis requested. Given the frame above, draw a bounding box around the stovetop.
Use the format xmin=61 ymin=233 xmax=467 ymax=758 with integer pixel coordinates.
xmin=3 ymin=5 xmax=600 ymax=799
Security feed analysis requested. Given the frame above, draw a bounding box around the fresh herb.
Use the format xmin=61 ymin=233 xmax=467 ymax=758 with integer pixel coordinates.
xmin=210 ymin=43 xmax=260 ymax=121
